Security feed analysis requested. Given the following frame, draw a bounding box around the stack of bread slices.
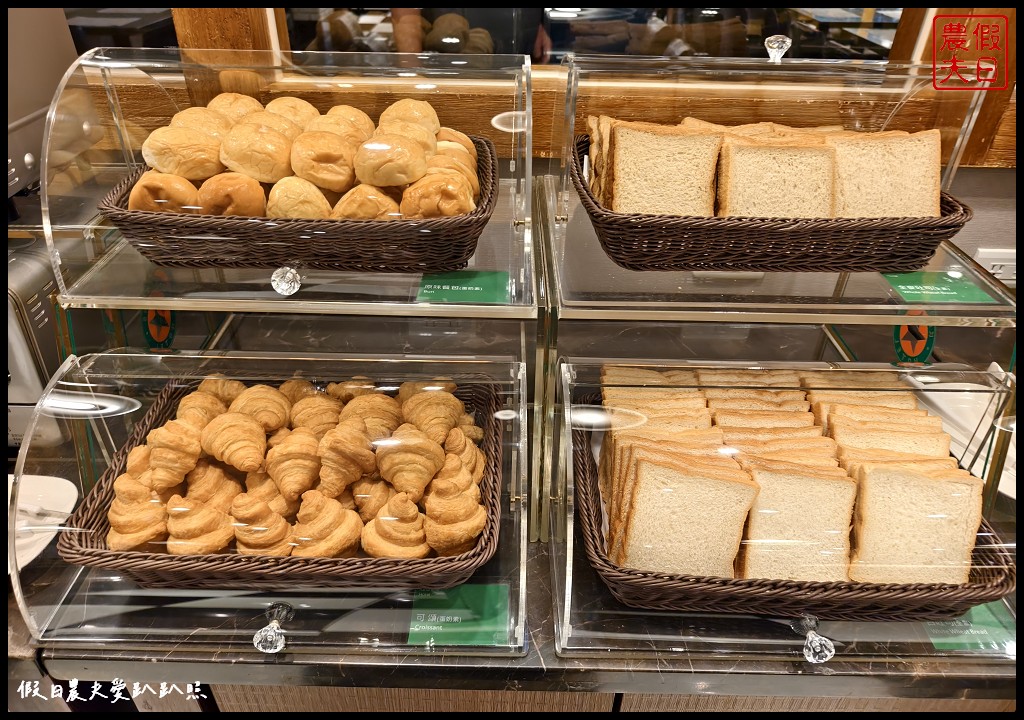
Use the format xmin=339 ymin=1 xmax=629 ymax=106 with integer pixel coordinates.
xmin=595 ymin=366 xmax=984 ymax=586
xmin=586 ymin=115 xmax=941 ymax=219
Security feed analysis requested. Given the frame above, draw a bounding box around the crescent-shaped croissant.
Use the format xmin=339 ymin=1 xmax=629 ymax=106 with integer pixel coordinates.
xmin=423 ymin=453 xmax=480 ymax=505
xmin=125 ymin=445 xmax=152 ymax=479
xmin=325 ymin=376 xmax=376 ymax=404
xmin=397 ymin=378 xmax=457 ymax=406
xmin=106 ymin=473 xmax=167 ymax=551
xmin=290 ymin=489 xmax=363 ymax=558
xmin=338 ymin=393 xmax=403 ymax=441
xmin=197 ymin=373 xmax=247 ymax=404
xmin=267 ymin=427 xmax=292 ymax=449
xmin=165 ymin=494 xmax=235 ymax=555
xmin=457 ymin=413 xmax=484 ymax=443
xmin=228 ymin=384 xmax=292 ymax=432
xmin=200 ymin=412 xmax=267 ymax=473
xmin=376 ymin=423 xmax=444 ymax=503
xmin=423 ymin=477 xmax=487 ymax=556
xmin=401 ymin=390 xmax=464 ymax=445
xmin=361 ymin=492 xmax=432 ymax=559
xmin=176 ymin=390 xmax=227 ymax=430
xmin=278 ymin=378 xmax=322 ymax=404
xmin=316 ymin=418 xmax=376 ymax=498
xmin=245 ymin=470 xmax=300 ymax=519
xmin=185 ymin=458 xmax=244 ymax=513
xmin=266 ymin=427 xmax=321 ymax=501
xmin=146 ymin=419 xmax=203 ymax=491
xmin=230 ymin=493 xmax=294 ymax=556
xmin=290 ymin=394 xmax=343 ymax=439
xmin=350 ymin=473 xmax=396 ymax=523
xmin=444 ymin=428 xmax=486 ymax=486
xmin=136 ymin=469 xmax=184 ymax=504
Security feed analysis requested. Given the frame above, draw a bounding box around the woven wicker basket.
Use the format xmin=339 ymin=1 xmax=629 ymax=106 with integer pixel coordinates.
xmin=572 ymin=422 xmax=1016 ymax=621
xmin=57 ymin=382 xmax=503 ymax=591
xmin=97 ymin=136 xmax=498 ymax=273
xmin=570 ymin=135 xmax=973 ymax=273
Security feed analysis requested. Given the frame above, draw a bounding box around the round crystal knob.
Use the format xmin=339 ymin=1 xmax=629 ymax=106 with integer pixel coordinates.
xmin=803 ymin=630 xmax=836 ymax=664
xmin=271 ymin=265 xmax=304 ymax=296
xmin=252 ymin=602 xmax=295 ymax=654
xmin=765 ymin=34 xmax=793 ymax=64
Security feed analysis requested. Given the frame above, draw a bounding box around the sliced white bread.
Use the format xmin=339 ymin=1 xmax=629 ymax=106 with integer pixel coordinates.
xmin=741 ymin=450 xmax=840 ymax=467
xmin=602 ymin=387 xmax=707 ymax=409
xmin=737 ymin=456 xmax=849 ymax=477
xmin=600 ymin=366 xmax=673 ymax=384
xmin=679 ymin=118 xmax=776 ymax=137
xmin=741 ymin=464 xmax=857 ymax=582
xmin=829 ymin=418 xmax=951 ymax=457
xmin=708 ymin=398 xmax=811 ymax=412
xmin=798 ymin=369 xmax=901 ymax=382
xmin=704 ymin=388 xmax=807 ymax=402
xmin=813 ymin=401 xmax=928 ymax=431
xmin=837 ymin=446 xmax=957 ymax=467
xmin=609 ymin=121 xmax=723 ymax=216
xmin=850 ymin=464 xmax=983 ymax=584
xmin=618 ymin=456 xmax=758 ymax=577
xmin=712 ymin=410 xmax=815 ymax=428
xmin=827 ymin=408 xmax=943 ymax=433
xmin=662 ymin=369 xmax=700 ymax=384
xmin=722 ymin=426 xmax=824 ymax=444
xmin=806 ymin=390 xmax=918 ymax=410
xmin=827 ymin=129 xmax=941 ymax=218
xmin=844 ymin=457 xmax=960 ymax=477
xmin=729 ymin=435 xmax=838 ymax=456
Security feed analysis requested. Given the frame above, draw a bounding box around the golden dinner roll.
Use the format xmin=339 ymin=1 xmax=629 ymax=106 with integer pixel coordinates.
xmin=141 ymin=127 xmax=224 ymax=181
xmin=290 ymin=131 xmax=359 ymax=193
xmin=220 ymin=123 xmax=292 ymax=183
xmin=424 ymin=154 xmax=479 ymax=199
xmin=265 ymin=96 xmax=320 ymax=128
xmin=169 ymin=107 xmax=234 ymax=140
xmin=325 ymin=105 xmax=375 ymax=139
xmin=400 ymin=173 xmax=476 ymax=218
xmin=267 ymin=176 xmax=332 ymax=219
xmin=239 ymin=110 xmax=303 ymax=141
xmin=375 ymin=120 xmax=437 ymax=158
xmin=197 ymin=172 xmax=266 ymax=217
xmin=436 ymin=127 xmax=477 ymax=161
xmin=354 ymin=133 xmax=428 ymax=187
xmin=206 ymin=92 xmax=264 ymax=123
xmin=128 ymin=170 xmax=200 ymax=213
xmin=378 ymin=98 xmax=440 ymax=134
xmin=331 ymin=184 xmax=402 ymax=220
xmin=305 ymin=115 xmax=367 ymax=146
xmin=434 ymin=140 xmax=475 ymax=168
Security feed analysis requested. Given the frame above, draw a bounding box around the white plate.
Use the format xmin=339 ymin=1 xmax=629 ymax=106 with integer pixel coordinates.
xmin=8 ymin=474 xmax=80 ymax=574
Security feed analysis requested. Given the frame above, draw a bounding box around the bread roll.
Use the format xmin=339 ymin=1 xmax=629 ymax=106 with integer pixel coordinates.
xmin=378 ymin=98 xmax=440 ymax=135
xmin=354 ymin=133 xmax=427 ymax=187
xmin=265 ymin=96 xmax=321 ymax=128
xmin=305 ymin=115 xmax=367 ymax=146
xmin=400 ymin=173 xmax=475 ymax=218
xmin=435 ymin=127 xmax=477 ymax=161
xmin=331 ymin=184 xmax=401 ymax=220
xmin=325 ymin=105 xmax=375 ymax=139
xmin=142 ymin=127 xmax=225 ymax=181
xmin=240 ymin=110 xmax=303 ymax=141
xmin=206 ymin=92 xmax=264 ymax=123
xmin=220 ymin=123 xmax=292 ymax=183
xmin=169 ymin=107 xmax=234 ymax=140
xmin=267 ymin=176 xmax=332 ymax=219
xmin=424 ymin=154 xmax=479 ymax=199
xmin=197 ymin=172 xmax=266 ymax=217
xmin=290 ymin=131 xmax=359 ymax=193
xmin=128 ymin=170 xmax=200 ymax=213
xmin=434 ymin=140 xmax=475 ymax=168
xmin=375 ymin=119 xmax=437 ymax=158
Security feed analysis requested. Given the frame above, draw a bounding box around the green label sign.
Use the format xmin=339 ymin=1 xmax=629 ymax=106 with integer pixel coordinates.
xmin=407 ymin=583 xmax=510 ymax=647
xmin=142 ymin=308 xmax=176 ymax=349
xmin=892 ymin=311 xmax=935 ymax=363
xmin=883 ymin=271 xmax=999 ymax=304
xmin=925 ymin=601 xmax=1016 ymax=652
xmin=417 ymin=271 xmax=510 ymax=304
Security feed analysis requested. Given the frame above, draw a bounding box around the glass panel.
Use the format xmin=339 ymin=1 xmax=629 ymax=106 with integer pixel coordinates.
xmin=12 ymin=351 xmax=527 ymax=655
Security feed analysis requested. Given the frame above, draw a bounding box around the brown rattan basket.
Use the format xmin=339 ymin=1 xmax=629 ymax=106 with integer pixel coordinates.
xmin=572 ymin=422 xmax=1016 ymax=621
xmin=570 ymin=135 xmax=973 ymax=273
xmin=57 ymin=382 xmax=503 ymax=591
xmin=97 ymin=136 xmax=498 ymax=273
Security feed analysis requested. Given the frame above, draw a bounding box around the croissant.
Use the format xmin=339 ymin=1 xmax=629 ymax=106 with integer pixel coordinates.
xmin=376 ymin=423 xmax=444 ymax=503
xmin=338 ymin=393 xmax=402 ymax=441
xmin=185 ymin=458 xmax=244 ymax=513
xmin=146 ymin=419 xmax=203 ymax=491
xmin=290 ymin=490 xmax=363 ymax=558
xmin=444 ymin=428 xmax=485 ymax=486
xmin=230 ymin=493 xmax=293 ymax=556
xmin=423 ymin=453 xmax=480 ymax=505
xmin=200 ymin=412 xmax=267 ymax=473
xmin=290 ymin=394 xmax=343 ymax=439
xmin=326 ymin=376 xmax=376 ymax=404
xmin=106 ymin=473 xmax=167 ymax=551
xmin=228 ymin=384 xmax=292 ymax=432
xmin=397 ymin=378 xmax=457 ymax=406
xmin=401 ymin=390 xmax=464 ymax=444
xmin=266 ymin=427 xmax=321 ymax=501
xmin=458 ymin=413 xmax=484 ymax=443
xmin=267 ymin=427 xmax=292 ymax=449
xmin=361 ymin=492 xmax=431 ymax=559
xmin=136 ymin=469 xmax=184 ymax=504
xmin=176 ymin=390 xmax=227 ymax=430
xmin=317 ymin=418 xmax=376 ymax=498
xmin=245 ymin=470 xmax=300 ymax=519
xmin=423 ymin=477 xmax=487 ymax=556
xmin=197 ymin=373 xmax=247 ymax=404
xmin=278 ymin=378 xmax=322 ymax=404
xmin=337 ymin=486 xmax=357 ymax=512
xmin=350 ymin=472 xmax=396 ymax=523
xmin=125 ymin=445 xmax=151 ymax=479
xmin=165 ymin=494 xmax=235 ymax=555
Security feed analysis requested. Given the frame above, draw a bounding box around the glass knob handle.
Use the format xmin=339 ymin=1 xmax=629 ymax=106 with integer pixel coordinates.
xmin=253 ymin=602 xmax=295 ymax=654
xmin=790 ymin=614 xmax=836 ymax=664
xmin=765 ymin=34 xmax=793 ymax=64
xmin=271 ymin=265 xmax=306 ymax=297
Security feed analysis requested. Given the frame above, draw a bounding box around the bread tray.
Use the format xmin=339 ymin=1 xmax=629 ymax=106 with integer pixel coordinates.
xmin=57 ymin=381 xmax=502 ymax=591
xmin=570 ymin=135 xmax=973 ymax=273
xmin=97 ymin=136 xmax=498 ymax=274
